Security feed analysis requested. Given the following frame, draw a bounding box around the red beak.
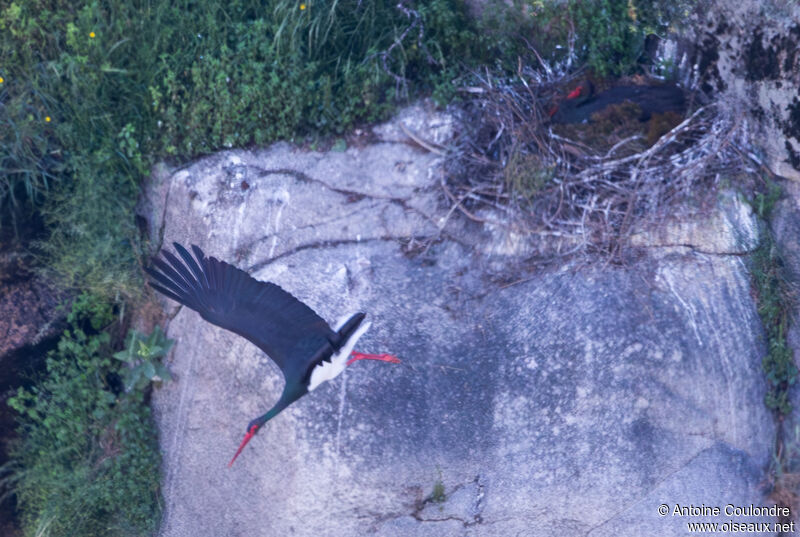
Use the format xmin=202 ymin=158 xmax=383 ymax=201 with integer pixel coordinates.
xmin=229 ymin=424 xmax=259 ymax=467
xmin=566 ymin=86 xmax=583 ymax=99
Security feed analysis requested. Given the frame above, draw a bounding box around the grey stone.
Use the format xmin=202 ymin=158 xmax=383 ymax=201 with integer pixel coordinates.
xmin=142 ymin=103 xmax=776 ymax=537
xmin=0 ymin=245 xmax=64 ymax=359
xmin=677 ymin=0 xmax=800 ymax=181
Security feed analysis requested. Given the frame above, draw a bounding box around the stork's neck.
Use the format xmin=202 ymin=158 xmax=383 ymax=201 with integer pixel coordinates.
xmin=229 ymin=385 xmax=306 ymax=466
xmin=253 ymin=384 xmax=305 ymax=428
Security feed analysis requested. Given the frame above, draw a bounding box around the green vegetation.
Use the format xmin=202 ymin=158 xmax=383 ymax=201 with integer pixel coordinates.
xmin=0 ymin=0 xmax=693 ymax=296
xmin=746 ymin=179 xmax=799 ymax=514
xmin=0 ymin=1 xmax=697 ymax=534
xmin=567 ymin=0 xmax=684 ymax=76
xmin=430 ymin=478 xmax=446 ymax=503
xmin=0 ymin=0 xmax=481 ymax=297
xmin=147 ymin=0 xmax=476 ymax=154
xmin=502 ymin=0 xmax=696 ymax=77
xmin=429 ymin=467 xmax=446 ymax=503
xmin=114 ymin=325 xmax=174 ymax=391
xmin=3 ymin=294 xmax=168 ymax=537
xmin=747 ymin=179 xmax=796 ymax=415
xmin=753 ymin=236 xmax=796 ymax=414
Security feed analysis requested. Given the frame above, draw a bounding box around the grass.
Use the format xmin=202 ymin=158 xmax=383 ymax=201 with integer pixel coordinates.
xmin=0 ymin=0 xmax=695 ymax=299
xmin=746 ymin=178 xmax=796 ymax=415
xmin=0 ymin=1 xmax=700 ymax=534
xmin=0 ymin=0 xmax=481 ymax=298
xmin=745 ymin=178 xmax=800 ymax=518
xmin=430 ymin=478 xmax=447 ymax=503
xmin=2 ymin=294 xmax=164 ymax=537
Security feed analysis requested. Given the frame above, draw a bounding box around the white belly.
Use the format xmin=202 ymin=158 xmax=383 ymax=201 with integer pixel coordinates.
xmin=308 ymin=318 xmax=371 ymax=391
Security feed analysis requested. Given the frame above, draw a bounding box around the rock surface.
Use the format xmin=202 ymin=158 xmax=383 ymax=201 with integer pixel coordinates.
xmin=679 ymin=0 xmax=800 ymax=181
xmin=0 ymin=232 xmax=64 ymax=537
xmin=0 ymin=238 xmax=64 ymax=359
xmin=144 ymin=103 xmax=777 ymax=537
xmin=0 ymin=277 xmax=63 ymax=358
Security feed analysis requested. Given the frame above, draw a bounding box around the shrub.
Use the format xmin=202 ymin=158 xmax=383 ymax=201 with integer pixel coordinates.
xmin=748 ymin=180 xmax=797 ymax=415
xmin=512 ymin=0 xmax=696 ymax=77
xmin=4 ymin=295 xmax=163 ymax=537
xmin=113 ymin=325 xmax=174 ymax=391
xmin=0 ymin=0 xmax=481 ymax=297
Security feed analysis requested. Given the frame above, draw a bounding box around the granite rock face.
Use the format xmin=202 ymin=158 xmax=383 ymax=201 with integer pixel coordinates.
xmin=143 ymin=103 xmax=776 ymax=537
xmin=678 ymin=0 xmax=800 ymax=181
xmin=0 ymin=276 xmax=62 ymax=358
xmin=0 ymin=238 xmax=64 ymax=361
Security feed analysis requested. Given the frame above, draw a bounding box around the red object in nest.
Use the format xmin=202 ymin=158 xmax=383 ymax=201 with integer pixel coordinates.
xmin=550 ymin=80 xmax=686 ymax=124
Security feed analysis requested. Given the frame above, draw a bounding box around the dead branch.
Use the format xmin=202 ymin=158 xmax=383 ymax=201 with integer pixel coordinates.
xmin=443 ymin=67 xmax=750 ymax=259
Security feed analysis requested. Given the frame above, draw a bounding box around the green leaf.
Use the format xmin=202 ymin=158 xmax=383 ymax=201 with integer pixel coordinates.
xmin=113 ymin=350 xmax=133 ymax=363
xmin=154 ymin=364 xmax=173 ymax=382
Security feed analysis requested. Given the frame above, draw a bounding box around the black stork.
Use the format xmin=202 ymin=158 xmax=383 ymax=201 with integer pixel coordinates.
xmin=549 ymin=80 xmax=686 ymax=123
xmin=145 ymin=242 xmax=401 ymax=466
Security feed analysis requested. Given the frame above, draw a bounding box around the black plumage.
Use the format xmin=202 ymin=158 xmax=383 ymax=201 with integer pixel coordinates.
xmin=145 ymin=242 xmax=399 ymax=465
xmin=146 ymin=243 xmax=340 ymax=380
xmin=551 ymin=80 xmax=686 ymax=124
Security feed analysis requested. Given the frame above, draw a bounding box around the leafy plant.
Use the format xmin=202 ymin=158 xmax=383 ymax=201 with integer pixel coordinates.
xmin=431 ymin=478 xmax=446 ymax=503
xmin=114 ymin=326 xmax=174 ymax=391
xmin=752 ymin=236 xmax=796 ymax=414
xmin=747 ymin=179 xmax=797 ymax=415
xmin=749 ymin=176 xmax=783 ymax=220
xmin=569 ymin=0 xmax=644 ymax=76
xmin=3 ymin=295 xmax=162 ymax=537
xmin=66 ymin=291 xmax=115 ymax=331
xmin=1 ymin=0 xmax=483 ymax=296
xmin=517 ymin=0 xmax=696 ymax=77
xmin=429 ymin=467 xmax=446 ymax=503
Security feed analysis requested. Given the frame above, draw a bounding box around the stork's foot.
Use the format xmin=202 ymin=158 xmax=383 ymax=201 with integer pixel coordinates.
xmin=347 ymin=351 xmax=401 ymax=367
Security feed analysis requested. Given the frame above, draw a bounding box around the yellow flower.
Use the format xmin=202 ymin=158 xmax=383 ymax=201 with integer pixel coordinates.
xmin=89 ymin=31 xmax=96 ymax=38
xmin=0 ymin=76 xmax=4 ymax=84
xmin=299 ymin=3 xmax=306 ymax=9
xmin=45 ymin=116 xmax=51 ymax=122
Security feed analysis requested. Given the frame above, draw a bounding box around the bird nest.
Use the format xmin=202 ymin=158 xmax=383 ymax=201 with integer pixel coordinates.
xmin=441 ymin=71 xmax=756 ymax=260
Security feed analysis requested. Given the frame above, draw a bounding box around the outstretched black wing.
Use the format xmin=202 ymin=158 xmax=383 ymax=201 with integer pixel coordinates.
xmin=145 ymin=242 xmax=336 ymax=376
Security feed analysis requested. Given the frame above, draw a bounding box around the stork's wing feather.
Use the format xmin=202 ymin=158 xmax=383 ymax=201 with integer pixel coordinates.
xmin=145 ymin=242 xmax=336 ymax=375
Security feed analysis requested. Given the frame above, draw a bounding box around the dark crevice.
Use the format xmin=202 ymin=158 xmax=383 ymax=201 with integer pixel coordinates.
xmin=246 ymin=235 xmax=437 ymax=273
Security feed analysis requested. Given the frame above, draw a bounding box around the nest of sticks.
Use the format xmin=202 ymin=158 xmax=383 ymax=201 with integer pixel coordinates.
xmin=441 ymin=68 xmax=756 ymax=259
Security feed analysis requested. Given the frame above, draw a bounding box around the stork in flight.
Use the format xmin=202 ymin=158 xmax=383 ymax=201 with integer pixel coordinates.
xmin=145 ymin=243 xmax=401 ymax=465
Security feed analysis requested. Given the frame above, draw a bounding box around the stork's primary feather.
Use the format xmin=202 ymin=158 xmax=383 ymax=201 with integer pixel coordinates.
xmin=146 ymin=243 xmax=401 ymax=465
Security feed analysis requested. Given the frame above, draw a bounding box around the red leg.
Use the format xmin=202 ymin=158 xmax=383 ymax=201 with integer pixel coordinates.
xmin=347 ymin=351 xmax=401 ymax=367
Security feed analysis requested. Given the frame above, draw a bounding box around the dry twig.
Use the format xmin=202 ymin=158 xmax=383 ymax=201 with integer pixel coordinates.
xmin=443 ymin=66 xmax=750 ymax=259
